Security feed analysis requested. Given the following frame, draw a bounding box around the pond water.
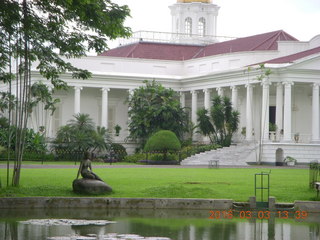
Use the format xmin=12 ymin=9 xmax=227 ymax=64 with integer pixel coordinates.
xmin=0 ymin=208 xmax=320 ymax=240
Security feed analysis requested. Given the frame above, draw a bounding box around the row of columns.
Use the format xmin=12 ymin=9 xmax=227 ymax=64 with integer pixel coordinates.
xmin=181 ymin=81 xmax=320 ymax=143
xmin=74 ymin=86 xmax=110 ymax=129
xmin=73 ymin=82 xmax=320 ymax=143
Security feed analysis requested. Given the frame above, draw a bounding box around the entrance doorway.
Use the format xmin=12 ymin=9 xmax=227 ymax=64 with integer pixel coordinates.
xmin=275 ymin=148 xmax=284 ymax=166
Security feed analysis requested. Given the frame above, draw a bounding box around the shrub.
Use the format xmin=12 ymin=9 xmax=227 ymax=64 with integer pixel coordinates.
xmin=149 ymin=153 xmax=178 ymax=162
xmin=22 ymin=151 xmax=55 ymax=162
xmin=0 ymin=149 xmax=55 ymax=162
xmin=110 ymin=143 xmax=127 ymax=161
xmin=179 ymin=144 xmax=221 ymax=160
xmin=0 ymin=125 xmax=47 ymax=153
xmin=144 ymin=130 xmax=181 ymax=152
xmin=124 ymin=153 xmax=145 ymax=163
xmin=144 ymin=130 xmax=181 ymax=161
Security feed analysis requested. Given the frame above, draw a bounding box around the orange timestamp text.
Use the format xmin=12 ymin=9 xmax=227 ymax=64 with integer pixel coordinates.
xmin=209 ymin=210 xmax=308 ymax=220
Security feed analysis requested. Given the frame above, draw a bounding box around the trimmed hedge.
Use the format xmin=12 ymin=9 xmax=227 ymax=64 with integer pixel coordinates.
xmin=144 ymin=130 xmax=181 ymax=152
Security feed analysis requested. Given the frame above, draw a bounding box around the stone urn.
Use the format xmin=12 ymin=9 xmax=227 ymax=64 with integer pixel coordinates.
xmin=73 ymin=178 xmax=112 ymax=195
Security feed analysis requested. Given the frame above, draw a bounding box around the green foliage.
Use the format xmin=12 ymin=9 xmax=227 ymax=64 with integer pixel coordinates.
xmin=127 ymin=80 xmax=188 ymax=147
xmin=29 ymin=82 xmax=60 ymax=115
xmin=110 ymin=143 xmax=127 ymax=161
xmin=197 ymin=96 xmax=240 ymax=146
xmin=0 ymin=0 xmax=131 ymax=88
xmin=284 ymin=156 xmax=297 ymax=163
xmin=179 ymin=144 xmax=220 ymax=160
xmin=149 ymin=153 xmax=178 ymax=162
xmin=0 ymin=146 xmax=6 ymax=155
xmin=256 ymin=64 xmax=272 ymax=81
xmin=269 ymin=122 xmax=277 ymax=131
xmin=196 ymin=108 xmax=215 ymax=142
xmin=124 ymin=153 xmax=145 ymax=163
xmin=0 ymin=0 xmax=131 ymax=186
xmin=0 ymin=119 xmax=47 ymax=154
xmin=144 ymin=130 xmax=181 ymax=153
xmin=20 ymin=151 xmax=55 ymax=162
xmin=114 ymin=124 xmax=121 ymax=136
xmin=53 ymin=113 xmax=112 ymax=157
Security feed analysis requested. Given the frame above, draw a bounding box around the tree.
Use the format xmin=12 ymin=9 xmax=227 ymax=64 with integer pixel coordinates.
xmin=0 ymin=0 xmax=131 ymax=186
xmin=53 ymin=113 xmax=112 ymax=157
xmin=197 ymin=96 xmax=240 ymax=146
xmin=127 ymin=80 xmax=188 ymax=147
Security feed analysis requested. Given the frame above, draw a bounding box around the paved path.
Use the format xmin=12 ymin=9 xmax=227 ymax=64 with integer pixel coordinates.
xmin=0 ymin=163 xmax=309 ymax=169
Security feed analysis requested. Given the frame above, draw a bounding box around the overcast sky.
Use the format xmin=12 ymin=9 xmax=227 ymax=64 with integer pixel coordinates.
xmin=110 ymin=0 xmax=320 ymax=47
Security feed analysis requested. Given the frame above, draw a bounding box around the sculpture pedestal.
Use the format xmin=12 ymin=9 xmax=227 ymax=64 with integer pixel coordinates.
xmin=73 ymin=178 xmax=112 ymax=195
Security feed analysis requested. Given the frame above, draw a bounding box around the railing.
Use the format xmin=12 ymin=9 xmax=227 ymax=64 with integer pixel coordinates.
xmin=118 ymin=31 xmax=237 ymax=46
xmin=268 ymin=132 xmax=312 ymax=144
xmin=233 ymin=131 xmax=313 ymax=144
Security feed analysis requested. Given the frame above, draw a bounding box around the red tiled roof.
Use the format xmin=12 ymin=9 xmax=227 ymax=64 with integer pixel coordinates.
xmin=100 ymin=30 xmax=298 ymax=61
xmin=195 ymin=30 xmax=297 ymax=58
xmin=101 ymin=42 xmax=202 ymax=61
xmin=262 ymin=46 xmax=320 ymax=64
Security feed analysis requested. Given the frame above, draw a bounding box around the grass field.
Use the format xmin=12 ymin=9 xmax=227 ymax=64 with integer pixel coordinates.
xmin=0 ymin=165 xmax=318 ymax=202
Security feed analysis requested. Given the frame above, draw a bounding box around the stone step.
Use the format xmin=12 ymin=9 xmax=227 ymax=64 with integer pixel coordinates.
xmin=181 ymin=143 xmax=258 ymax=166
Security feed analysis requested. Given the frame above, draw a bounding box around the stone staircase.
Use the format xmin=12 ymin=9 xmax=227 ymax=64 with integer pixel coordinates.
xmin=180 ymin=143 xmax=259 ymax=166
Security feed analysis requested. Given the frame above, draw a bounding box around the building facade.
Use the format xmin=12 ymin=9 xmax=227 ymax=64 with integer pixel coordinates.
xmin=11 ymin=0 xmax=320 ymax=164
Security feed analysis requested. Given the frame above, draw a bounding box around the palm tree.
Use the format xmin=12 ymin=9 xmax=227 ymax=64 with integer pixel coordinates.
xmin=92 ymin=126 xmax=112 ymax=153
xmin=68 ymin=113 xmax=95 ymax=133
xmin=197 ymin=108 xmax=215 ymax=143
xmin=197 ymin=96 xmax=239 ymax=146
xmin=53 ymin=113 xmax=112 ymax=158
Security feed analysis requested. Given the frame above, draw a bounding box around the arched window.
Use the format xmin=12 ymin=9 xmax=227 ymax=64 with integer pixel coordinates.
xmin=198 ymin=17 xmax=206 ymax=36
xmin=185 ymin=17 xmax=192 ymax=36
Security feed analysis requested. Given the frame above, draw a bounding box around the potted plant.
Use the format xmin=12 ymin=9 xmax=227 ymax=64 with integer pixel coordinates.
xmin=241 ymin=127 xmax=246 ymax=137
xmin=269 ymin=123 xmax=277 ymax=141
xmin=284 ymin=156 xmax=297 ymax=166
xmin=114 ymin=124 xmax=121 ymax=136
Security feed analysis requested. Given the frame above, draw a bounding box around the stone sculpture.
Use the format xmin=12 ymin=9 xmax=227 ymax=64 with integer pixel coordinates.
xmin=72 ymin=152 xmax=112 ymax=194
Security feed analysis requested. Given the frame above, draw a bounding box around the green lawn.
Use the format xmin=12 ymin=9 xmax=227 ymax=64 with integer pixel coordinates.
xmin=0 ymin=167 xmax=317 ymax=203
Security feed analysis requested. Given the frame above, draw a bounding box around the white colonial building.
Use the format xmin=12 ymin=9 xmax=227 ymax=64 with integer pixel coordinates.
xmin=23 ymin=0 xmax=320 ymax=164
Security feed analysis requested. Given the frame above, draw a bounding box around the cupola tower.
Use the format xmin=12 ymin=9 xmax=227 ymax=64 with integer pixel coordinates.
xmin=169 ymin=0 xmax=220 ymax=44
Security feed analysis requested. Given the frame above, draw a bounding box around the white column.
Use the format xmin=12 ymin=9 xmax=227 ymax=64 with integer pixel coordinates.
xmin=46 ymin=85 xmax=54 ymax=138
xmin=261 ymin=80 xmax=271 ymax=142
xmin=180 ymin=91 xmax=186 ymax=109
xmin=231 ymin=86 xmax=239 ymax=110
xmin=246 ymin=84 xmax=253 ymax=141
xmin=203 ymin=89 xmax=211 ymax=110
xmin=276 ymin=83 xmax=284 ymax=140
xmin=283 ymin=81 xmax=293 ymax=142
xmin=312 ymin=83 xmax=320 ymax=142
xmin=101 ymin=87 xmax=110 ymax=128
xmin=191 ymin=90 xmax=198 ymax=124
xmin=127 ymin=89 xmax=134 ymax=133
xmin=217 ymin=87 xmax=224 ymax=97
xmin=74 ymin=86 xmax=82 ymax=114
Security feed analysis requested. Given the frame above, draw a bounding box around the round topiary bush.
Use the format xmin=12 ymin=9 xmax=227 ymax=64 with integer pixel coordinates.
xmin=144 ymin=130 xmax=181 ymax=161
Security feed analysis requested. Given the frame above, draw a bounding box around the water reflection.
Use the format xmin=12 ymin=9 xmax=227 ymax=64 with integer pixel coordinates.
xmin=0 ymin=209 xmax=320 ymax=240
